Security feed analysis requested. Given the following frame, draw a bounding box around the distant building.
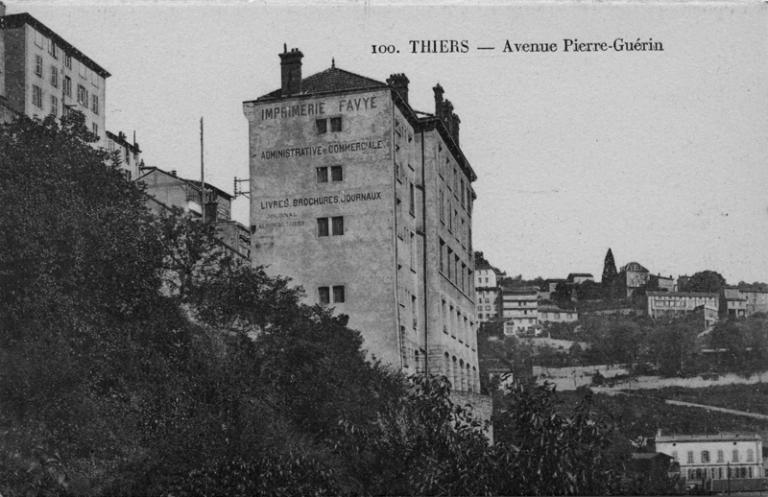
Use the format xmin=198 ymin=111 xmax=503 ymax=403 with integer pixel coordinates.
xmin=647 ymin=291 xmax=719 ymax=326
xmin=654 ymin=432 xmax=765 ymax=492
xmin=0 ymin=9 xmax=110 ymax=142
xmin=106 ymin=130 xmax=142 ymax=181
xmin=474 ymin=252 xmax=502 ymax=323
xmin=621 ymin=261 xmax=650 ymax=297
xmin=138 ymin=166 xmax=232 ymax=222
xmin=738 ymin=285 xmax=768 ymax=316
xmin=650 ymin=273 xmax=676 ymax=292
xmin=721 ymin=288 xmax=747 ymax=319
xmin=538 ymin=305 xmax=578 ymax=324
xmin=566 ymin=273 xmax=593 ymax=285
xmin=502 ymin=286 xmax=539 ymax=335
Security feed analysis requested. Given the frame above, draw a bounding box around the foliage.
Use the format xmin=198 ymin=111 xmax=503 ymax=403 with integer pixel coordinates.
xmin=601 ymin=248 xmax=618 ymax=287
xmin=680 ymin=270 xmax=727 ymax=293
xmin=0 ymin=116 xmax=668 ymax=496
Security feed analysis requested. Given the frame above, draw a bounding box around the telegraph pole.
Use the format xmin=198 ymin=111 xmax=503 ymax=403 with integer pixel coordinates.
xmin=200 ymin=117 xmax=205 ymax=224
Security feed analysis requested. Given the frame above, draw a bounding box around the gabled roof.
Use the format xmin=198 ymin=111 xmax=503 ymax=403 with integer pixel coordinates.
xmin=137 ymin=166 xmax=232 ymax=200
xmin=251 ymin=66 xmax=387 ymax=103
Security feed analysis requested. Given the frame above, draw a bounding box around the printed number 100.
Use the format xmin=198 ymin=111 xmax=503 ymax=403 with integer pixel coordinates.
xmin=371 ymin=44 xmax=398 ymax=54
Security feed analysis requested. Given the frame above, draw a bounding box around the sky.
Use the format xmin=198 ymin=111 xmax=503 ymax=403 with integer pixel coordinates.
xmin=8 ymin=1 xmax=768 ymax=284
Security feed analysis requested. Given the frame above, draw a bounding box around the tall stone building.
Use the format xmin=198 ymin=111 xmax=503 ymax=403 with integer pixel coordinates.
xmin=243 ymin=46 xmax=481 ymax=395
xmin=0 ymin=9 xmax=109 ymax=142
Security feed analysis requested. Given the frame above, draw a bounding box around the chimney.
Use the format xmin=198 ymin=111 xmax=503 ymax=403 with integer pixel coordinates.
xmin=433 ymin=83 xmax=444 ymax=118
xmin=279 ymin=44 xmax=303 ymax=96
xmin=170 ymin=170 xmax=177 ymax=177
xmin=387 ymin=73 xmax=410 ymax=105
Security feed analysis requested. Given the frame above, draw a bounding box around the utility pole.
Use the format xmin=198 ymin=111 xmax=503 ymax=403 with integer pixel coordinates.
xmin=200 ymin=117 xmax=205 ymax=224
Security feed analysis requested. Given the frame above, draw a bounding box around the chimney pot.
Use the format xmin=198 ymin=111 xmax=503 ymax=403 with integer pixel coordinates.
xmin=279 ymin=45 xmax=303 ymax=96
xmin=387 ymin=73 xmax=410 ymax=105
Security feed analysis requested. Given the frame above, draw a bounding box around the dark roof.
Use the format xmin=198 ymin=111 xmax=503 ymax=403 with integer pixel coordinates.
xmin=137 ymin=166 xmax=232 ymax=200
xmin=647 ymin=291 xmax=718 ymax=298
xmin=1 ymin=13 xmax=110 ymax=78
xmin=250 ymin=66 xmax=387 ymax=103
xmin=244 ymin=62 xmax=477 ymax=183
xmin=567 ymin=273 xmax=594 ymax=281
xmin=622 ymin=261 xmax=649 ymax=273
xmin=106 ymin=130 xmax=141 ymax=154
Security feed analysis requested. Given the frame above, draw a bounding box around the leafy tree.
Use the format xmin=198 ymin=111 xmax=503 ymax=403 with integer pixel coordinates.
xmin=681 ymin=270 xmax=726 ymax=293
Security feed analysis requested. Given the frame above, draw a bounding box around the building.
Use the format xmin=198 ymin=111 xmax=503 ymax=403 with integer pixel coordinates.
xmin=621 ymin=261 xmax=650 ymax=297
xmin=566 ymin=273 xmax=593 ymax=285
xmin=721 ymin=287 xmax=747 ymax=319
xmin=654 ymin=432 xmax=765 ymax=492
xmin=138 ymin=166 xmax=232 ymax=222
xmin=474 ymin=252 xmax=503 ymax=323
xmin=243 ymin=47 xmax=482 ymax=396
xmin=106 ymin=130 xmax=142 ymax=181
xmin=538 ymin=304 xmax=578 ymax=324
xmin=738 ymin=285 xmax=768 ymax=316
xmin=501 ymin=286 xmax=539 ymax=335
xmin=650 ymin=273 xmax=676 ymax=292
xmin=0 ymin=9 xmax=109 ymax=142
xmin=647 ymin=291 xmax=719 ymax=326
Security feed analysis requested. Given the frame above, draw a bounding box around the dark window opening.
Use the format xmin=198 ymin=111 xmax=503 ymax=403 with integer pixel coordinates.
xmin=333 ymin=285 xmax=345 ymax=303
xmin=330 ymin=117 xmax=342 ymax=132
xmin=316 ymin=118 xmax=327 ymax=134
xmin=331 ymin=165 xmax=343 ymax=182
xmin=332 ymin=216 xmax=344 ymax=236
xmin=316 ymin=167 xmax=328 ymax=183
xmin=317 ymin=217 xmax=329 ymax=237
xmin=318 ymin=286 xmax=330 ymax=304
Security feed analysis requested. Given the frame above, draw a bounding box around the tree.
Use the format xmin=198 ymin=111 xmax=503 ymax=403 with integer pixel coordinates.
xmin=602 ymin=248 xmax=618 ymax=287
xmin=681 ymin=270 xmax=726 ymax=293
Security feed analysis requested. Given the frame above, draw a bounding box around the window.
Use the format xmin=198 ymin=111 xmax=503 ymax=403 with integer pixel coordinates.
xmin=671 ymin=451 xmax=678 ymax=462
xmin=747 ymin=449 xmax=754 ymax=462
xmin=316 ymin=167 xmax=328 ymax=183
xmin=32 ymin=85 xmax=42 ymax=108
xmin=447 ymin=248 xmax=453 ymax=280
xmin=315 ymin=118 xmax=327 ymax=134
xmin=318 ymin=287 xmax=330 ymax=304
xmin=732 ymin=449 xmax=739 ymax=462
xmin=330 ymin=116 xmax=342 ymax=132
xmin=63 ymin=76 xmax=72 ymax=97
xmin=49 ymin=95 xmax=58 ymax=116
xmin=439 ymin=190 xmax=445 ymax=223
xmin=687 ymin=451 xmax=694 ymax=464
xmin=65 ymin=54 xmax=72 ymax=69
xmin=409 ymin=182 xmax=415 ymax=216
xmin=34 ymin=31 xmax=44 ymax=48
xmin=77 ymin=85 xmax=88 ymax=106
xmin=34 ymin=55 xmax=43 ymax=77
xmin=331 ymin=165 xmax=343 ymax=182
xmin=717 ymin=450 xmax=724 ymax=463
xmin=409 ymin=232 xmax=416 ymax=269
xmin=439 ymin=238 xmax=445 ymax=273
xmin=91 ymin=94 xmax=99 ymax=114
xmin=92 ymin=123 xmax=98 ymax=136
xmin=701 ymin=451 xmax=710 ymax=463
xmin=331 ymin=216 xmax=344 ymax=235
xmin=48 ymin=40 xmax=58 ymax=59
xmin=317 ymin=217 xmax=329 ymax=237
xmin=50 ymin=66 xmax=58 ymax=87
xmin=333 ymin=285 xmax=345 ymax=303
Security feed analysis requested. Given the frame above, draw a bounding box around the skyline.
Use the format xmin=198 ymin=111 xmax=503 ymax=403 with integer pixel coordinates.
xmin=7 ymin=2 xmax=768 ymax=284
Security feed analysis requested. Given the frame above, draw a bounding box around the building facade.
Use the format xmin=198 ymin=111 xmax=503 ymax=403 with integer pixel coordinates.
xmin=106 ymin=130 xmax=142 ymax=181
xmin=721 ymin=288 xmax=747 ymax=319
xmin=655 ymin=432 xmax=764 ymax=491
xmin=738 ymin=286 xmax=768 ymax=316
xmin=538 ymin=305 xmax=578 ymax=324
xmin=0 ymin=11 xmax=109 ymax=142
xmin=621 ymin=261 xmax=650 ymax=297
xmin=501 ymin=286 xmax=539 ymax=335
xmin=474 ymin=252 xmax=502 ymax=323
xmin=647 ymin=291 xmax=719 ymax=326
xmin=243 ymin=47 xmax=481 ymax=394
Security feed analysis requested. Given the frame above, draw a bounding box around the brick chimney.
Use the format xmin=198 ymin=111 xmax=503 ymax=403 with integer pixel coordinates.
xmin=387 ymin=73 xmax=410 ymax=105
xmin=279 ymin=44 xmax=303 ymax=96
xmin=433 ymin=83 xmax=444 ymax=118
